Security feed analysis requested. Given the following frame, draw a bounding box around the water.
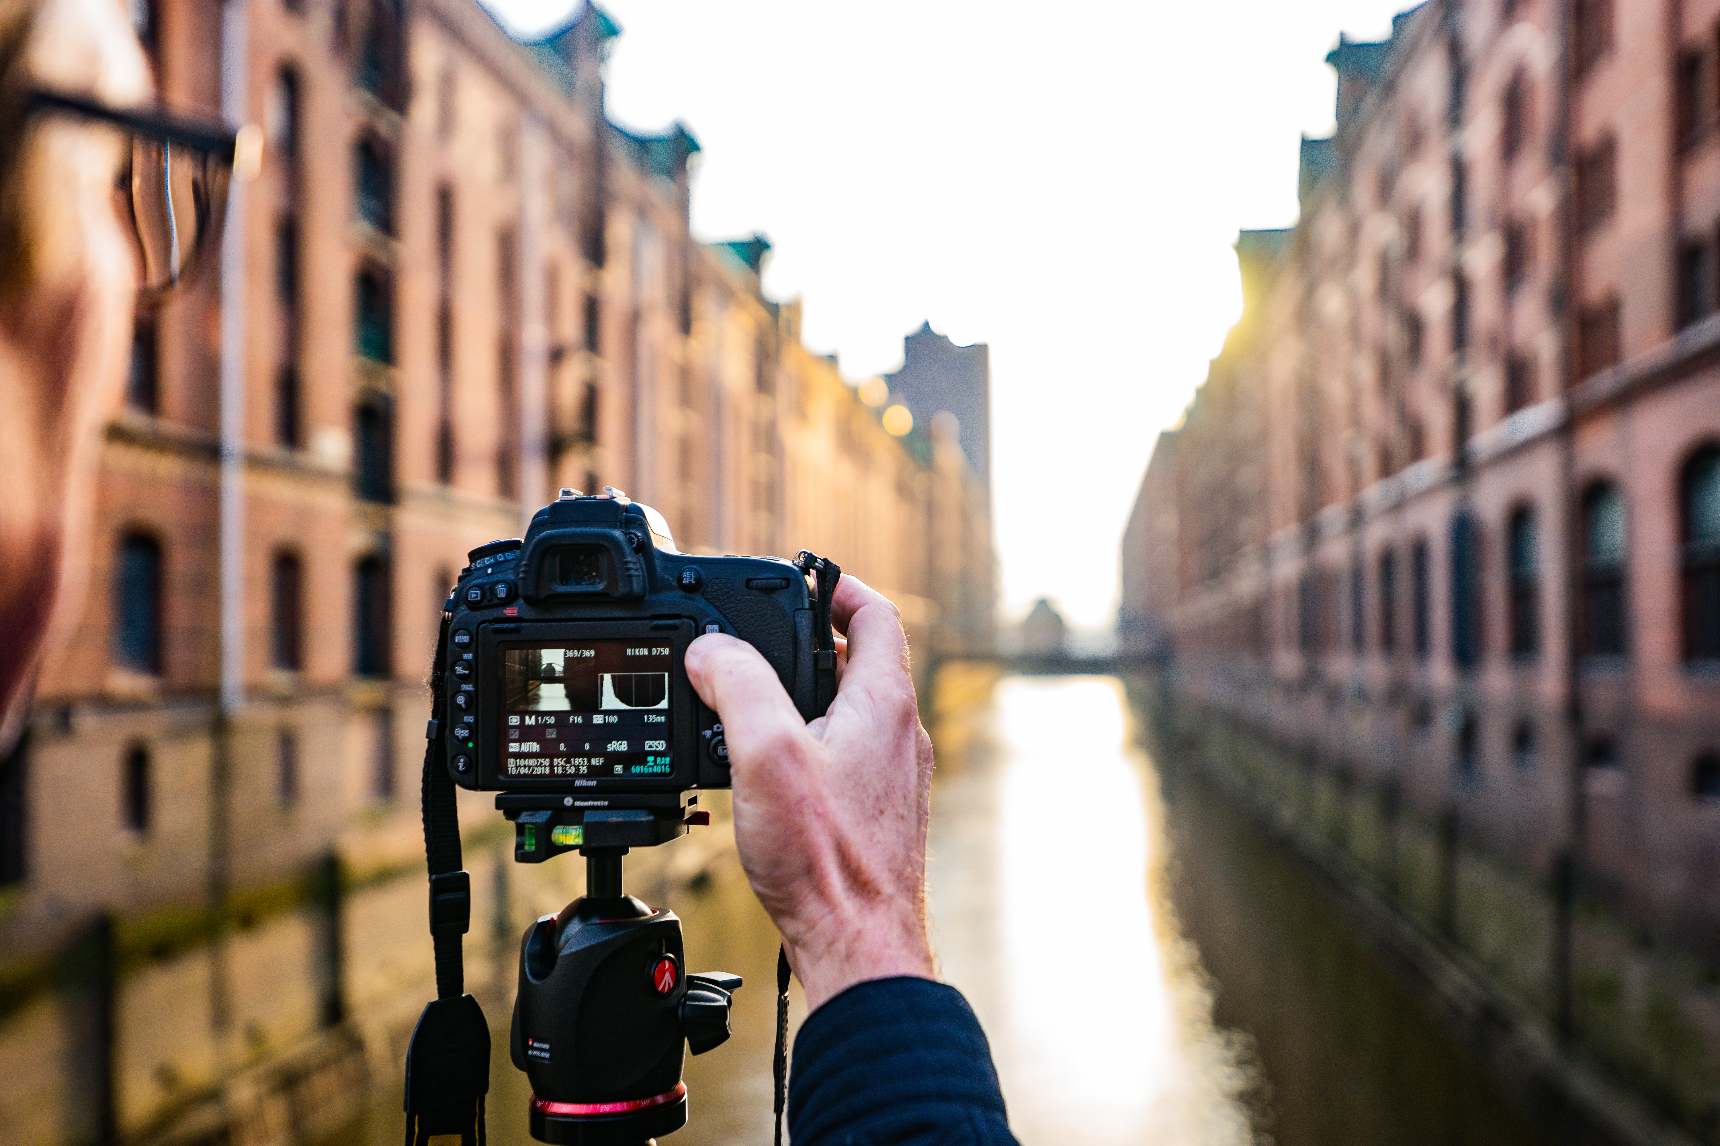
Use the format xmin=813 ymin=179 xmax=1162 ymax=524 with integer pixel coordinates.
xmin=342 ymin=670 xmax=1552 ymax=1144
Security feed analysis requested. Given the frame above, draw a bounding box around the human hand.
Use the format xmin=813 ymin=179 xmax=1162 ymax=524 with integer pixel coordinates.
xmin=683 ymin=574 xmax=936 ymax=1012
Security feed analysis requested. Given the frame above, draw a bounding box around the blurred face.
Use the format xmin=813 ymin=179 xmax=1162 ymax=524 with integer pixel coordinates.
xmin=0 ymin=0 xmax=151 ymax=751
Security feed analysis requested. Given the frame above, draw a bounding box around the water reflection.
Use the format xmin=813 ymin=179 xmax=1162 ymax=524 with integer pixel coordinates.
xmin=928 ymin=675 xmax=1255 ymax=1145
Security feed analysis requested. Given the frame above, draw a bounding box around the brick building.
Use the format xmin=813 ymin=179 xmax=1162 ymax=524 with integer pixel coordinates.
xmin=0 ymin=0 xmax=992 ymax=1051
xmin=1123 ymin=0 xmax=1720 ymax=1128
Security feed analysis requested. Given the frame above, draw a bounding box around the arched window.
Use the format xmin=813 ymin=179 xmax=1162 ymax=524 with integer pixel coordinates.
xmin=1682 ymin=446 xmax=1720 ymax=660
xmin=1508 ymin=505 xmax=1540 ymax=658
xmin=271 ymin=550 xmax=303 ymax=671
xmin=353 ymin=556 xmax=391 ymax=677
xmin=113 ymin=533 xmax=163 ymax=673
xmin=123 ymin=743 xmax=150 ymax=833
xmin=1579 ymin=482 xmax=1627 ymax=657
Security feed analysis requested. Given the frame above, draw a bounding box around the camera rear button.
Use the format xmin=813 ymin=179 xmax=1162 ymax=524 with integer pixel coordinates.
xmin=452 ymin=661 xmax=472 ymax=678
xmin=492 ymin=580 xmax=515 ymax=603
xmin=453 ymin=754 xmax=472 ymax=774
xmin=452 ymin=630 xmax=473 ymax=647
xmin=464 ymin=585 xmax=487 ymax=606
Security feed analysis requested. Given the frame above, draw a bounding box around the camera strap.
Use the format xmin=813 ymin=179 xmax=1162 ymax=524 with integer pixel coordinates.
xmin=404 ymin=609 xmax=490 ymax=1146
xmin=793 ymin=552 xmax=841 ymax=714
xmin=773 ymin=945 xmax=791 ymax=1146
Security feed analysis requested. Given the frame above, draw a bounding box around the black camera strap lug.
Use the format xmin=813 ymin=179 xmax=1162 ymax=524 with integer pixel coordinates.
xmin=405 ymin=610 xmax=489 ymax=1146
xmin=794 ymin=551 xmax=841 ymax=713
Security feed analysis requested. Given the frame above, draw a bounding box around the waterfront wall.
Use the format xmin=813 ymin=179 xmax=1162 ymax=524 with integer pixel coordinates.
xmin=1130 ymin=669 xmax=1719 ymax=1146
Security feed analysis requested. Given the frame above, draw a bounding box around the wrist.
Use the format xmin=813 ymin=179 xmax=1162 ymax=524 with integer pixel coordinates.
xmin=784 ymin=907 xmax=936 ymax=1012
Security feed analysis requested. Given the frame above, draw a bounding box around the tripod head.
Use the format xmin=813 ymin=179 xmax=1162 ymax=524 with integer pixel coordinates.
xmin=505 ymin=798 xmax=740 ymax=1146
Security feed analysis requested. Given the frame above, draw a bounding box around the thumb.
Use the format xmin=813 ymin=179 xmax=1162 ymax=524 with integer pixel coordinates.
xmin=683 ymin=634 xmax=808 ymax=765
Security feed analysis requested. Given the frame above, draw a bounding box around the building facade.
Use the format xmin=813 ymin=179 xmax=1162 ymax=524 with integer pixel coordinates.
xmin=1123 ymin=0 xmax=1720 ymax=1133
xmin=0 ymin=0 xmax=993 ymax=1140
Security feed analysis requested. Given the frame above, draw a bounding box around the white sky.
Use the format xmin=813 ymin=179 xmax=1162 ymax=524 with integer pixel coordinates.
xmin=483 ymin=0 xmax=1413 ymax=628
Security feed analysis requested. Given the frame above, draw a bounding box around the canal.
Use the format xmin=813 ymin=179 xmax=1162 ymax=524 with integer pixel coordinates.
xmin=344 ymin=670 xmax=1553 ymax=1144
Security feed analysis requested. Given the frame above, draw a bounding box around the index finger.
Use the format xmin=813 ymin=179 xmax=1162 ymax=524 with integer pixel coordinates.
xmin=828 ymin=574 xmax=912 ymax=688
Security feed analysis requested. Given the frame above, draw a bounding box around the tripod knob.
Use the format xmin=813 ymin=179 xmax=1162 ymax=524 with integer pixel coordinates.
xmin=681 ymin=971 xmax=742 ymax=1055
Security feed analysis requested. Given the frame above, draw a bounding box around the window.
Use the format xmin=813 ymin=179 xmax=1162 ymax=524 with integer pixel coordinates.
xmin=122 ymin=743 xmax=150 ymax=833
xmin=1298 ymin=571 xmax=1318 ymax=656
xmin=1450 ymin=512 xmax=1481 ymax=669
xmin=583 ymin=292 xmax=601 ymax=353
xmin=1379 ymin=548 xmax=1398 ymax=654
xmin=577 ymin=381 xmax=599 ymax=445
xmin=277 ymin=728 xmax=298 ymax=808
xmin=1502 ymin=219 xmax=1531 ymax=292
xmin=275 ymin=216 xmax=299 ymax=365
xmin=1501 ymin=71 xmax=1528 ymax=163
xmin=1682 ymin=446 xmax=1720 ymax=660
xmin=1574 ymin=137 xmax=1616 ymax=233
xmin=1455 ymin=710 xmax=1479 ymax=790
xmin=1404 ymin=310 xmax=1424 ymax=365
xmin=1678 ymin=240 xmax=1714 ymax=329
xmin=127 ymin=320 xmax=158 ymax=413
xmin=1505 ymin=353 xmax=1535 ymax=414
xmin=354 ymin=398 xmax=393 ymax=503
xmin=435 ymin=185 xmax=455 ymax=292
xmin=1574 ymin=0 xmax=1612 ymax=77
xmin=1676 ymin=49 xmax=1707 ymax=148
xmin=1411 ymin=537 xmax=1431 ymax=659
xmin=1351 ymin=560 xmax=1366 ymax=654
xmin=113 ymin=533 xmax=162 ymax=673
xmin=355 ymin=0 xmax=404 ymax=108
xmin=355 ymin=268 xmax=392 ymax=364
xmin=435 ymin=302 xmax=454 ymax=485
xmin=1451 ymin=273 xmax=1470 ymax=355
xmin=353 ymin=556 xmax=391 ymax=677
xmin=1575 ymin=297 xmax=1621 ymax=378
xmin=268 ymin=67 xmax=299 ymax=197
xmin=275 ymin=365 xmax=301 ymax=451
xmin=271 ymin=550 xmax=303 ymax=670
xmin=355 ymin=137 xmax=393 ymax=235
xmin=1694 ymin=753 xmax=1720 ymax=801
xmin=1512 ymin=721 xmax=1537 ymax=770
xmin=1509 ymin=506 xmax=1540 ymax=657
xmin=1449 ymin=157 xmax=1467 ymax=239
xmin=1580 ymin=482 xmax=1628 ymax=657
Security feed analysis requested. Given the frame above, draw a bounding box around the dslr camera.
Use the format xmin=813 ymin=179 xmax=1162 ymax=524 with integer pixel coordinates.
xmin=428 ymin=486 xmax=839 ymax=1144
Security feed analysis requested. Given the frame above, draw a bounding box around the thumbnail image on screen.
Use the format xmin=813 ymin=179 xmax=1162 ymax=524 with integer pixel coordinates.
xmin=498 ymin=640 xmax=673 ymax=781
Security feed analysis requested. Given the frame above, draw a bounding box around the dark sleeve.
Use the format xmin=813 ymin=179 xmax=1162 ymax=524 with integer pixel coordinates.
xmin=787 ymin=976 xmax=1019 ymax=1146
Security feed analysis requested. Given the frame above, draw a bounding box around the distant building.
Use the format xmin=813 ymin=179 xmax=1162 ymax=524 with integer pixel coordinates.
xmin=886 ymin=322 xmax=992 ymax=494
xmin=1018 ymin=598 xmax=1068 ymax=656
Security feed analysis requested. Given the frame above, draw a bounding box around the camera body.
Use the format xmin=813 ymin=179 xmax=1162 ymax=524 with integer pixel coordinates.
xmin=444 ymin=489 xmax=836 ymax=844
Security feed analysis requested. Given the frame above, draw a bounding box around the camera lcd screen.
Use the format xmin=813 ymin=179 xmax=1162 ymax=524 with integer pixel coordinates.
xmin=498 ymin=640 xmax=673 ymax=781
